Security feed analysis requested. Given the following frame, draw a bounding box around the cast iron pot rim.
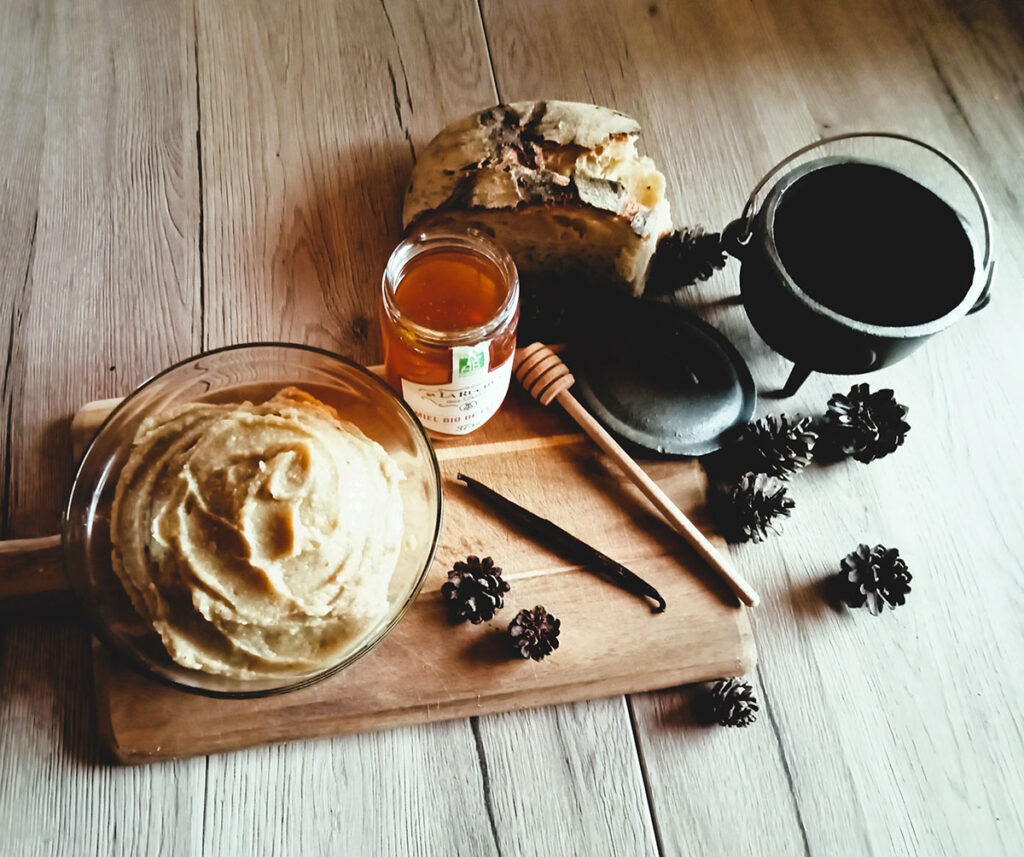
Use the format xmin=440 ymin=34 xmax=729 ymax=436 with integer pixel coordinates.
xmin=759 ymin=155 xmax=987 ymax=340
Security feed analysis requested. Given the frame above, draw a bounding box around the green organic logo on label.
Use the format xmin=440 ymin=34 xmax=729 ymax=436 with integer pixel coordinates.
xmin=458 ymin=351 xmax=486 ymax=376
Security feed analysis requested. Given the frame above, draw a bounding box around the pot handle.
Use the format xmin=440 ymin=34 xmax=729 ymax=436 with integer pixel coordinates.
xmin=730 ymin=132 xmax=994 ymax=301
xmin=720 ymin=218 xmax=751 ymax=260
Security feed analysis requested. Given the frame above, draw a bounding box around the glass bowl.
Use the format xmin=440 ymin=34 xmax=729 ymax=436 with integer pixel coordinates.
xmin=63 ymin=343 xmax=442 ymax=698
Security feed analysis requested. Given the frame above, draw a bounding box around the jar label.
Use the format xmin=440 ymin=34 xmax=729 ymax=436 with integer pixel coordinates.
xmin=401 ymin=348 xmax=513 ymax=435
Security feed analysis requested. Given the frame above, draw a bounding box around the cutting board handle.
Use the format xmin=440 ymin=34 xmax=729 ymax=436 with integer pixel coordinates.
xmin=0 ymin=534 xmax=70 ymax=611
xmin=0 ymin=397 xmax=121 ymax=614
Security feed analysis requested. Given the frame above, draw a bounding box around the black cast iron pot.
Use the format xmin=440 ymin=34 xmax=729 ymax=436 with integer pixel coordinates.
xmin=721 ymin=133 xmax=994 ymax=395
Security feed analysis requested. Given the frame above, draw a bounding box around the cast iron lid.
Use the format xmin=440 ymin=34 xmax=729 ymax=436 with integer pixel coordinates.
xmin=568 ymin=298 xmax=755 ymax=456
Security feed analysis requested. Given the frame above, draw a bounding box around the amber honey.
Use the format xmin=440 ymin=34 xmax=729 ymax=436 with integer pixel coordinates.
xmin=392 ymin=251 xmax=506 ymax=330
xmin=381 ymin=230 xmax=519 ymax=436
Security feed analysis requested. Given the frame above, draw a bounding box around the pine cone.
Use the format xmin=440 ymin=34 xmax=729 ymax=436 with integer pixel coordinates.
xmin=727 ymin=415 xmax=817 ymax=480
xmin=508 ymin=605 xmax=561 ymax=661
xmin=700 ymin=677 xmax=759 ymax=727
xmin=441 ymin=555 xmax=510 ymax=624
xmin=821 ymin=384 xmax=910 ymax=463
xmin=833 ymin=543 xmax=912 ymax=615
xmin=645 ymin=227 xmax=727 ymax=296
xmin=714 ymin=472 xmax=794 ymax=543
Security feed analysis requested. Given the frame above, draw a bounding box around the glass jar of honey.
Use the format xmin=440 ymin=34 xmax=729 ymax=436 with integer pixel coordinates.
xmin=380 ymin=229 xmax=520 ymax=436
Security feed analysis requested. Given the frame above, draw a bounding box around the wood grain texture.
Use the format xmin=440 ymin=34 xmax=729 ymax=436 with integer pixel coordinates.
xmin=481 ymin=0 xmax=1024 ymax=854
xmin=8 ymin=0 xmax=202 ymax=538
xmin=474 ymin=698 xmax=658 ymax=857
xmin=2 ymin=0 xmax=1024 ymax=854
xmin=195 ymin=0 xmax=495 ymax=356
xmin=88 ymin=383 xmax=751 ymax=761
xmin=0 ymin=0 xmax=50 ymax=548
xmin=0 ymin=2 xmax=206 ymax=856
xmin=185 ymin=4 xmax=661 ymax=856
xmin=513 ymin=342 xmax=759 ymax=605
xmin=191 ymin=1 xmax=512 ymax=852
xmin=200 ymin=720 xmax=504 ymax=857
xmin=0 ymin=535 xmax=66 ymax=615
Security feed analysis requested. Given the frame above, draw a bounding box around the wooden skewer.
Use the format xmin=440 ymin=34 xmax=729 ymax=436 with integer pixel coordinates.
xmin=513 ymin=342 xmax=760 ymax=608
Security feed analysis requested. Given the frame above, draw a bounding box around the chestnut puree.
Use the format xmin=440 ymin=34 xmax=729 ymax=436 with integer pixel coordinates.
xmin=108 ymin=388 xmax=405 ymax=679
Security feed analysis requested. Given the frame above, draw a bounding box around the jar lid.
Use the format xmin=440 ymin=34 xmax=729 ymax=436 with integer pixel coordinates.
xmin=569 ymin=300 xmax=755 ymax=456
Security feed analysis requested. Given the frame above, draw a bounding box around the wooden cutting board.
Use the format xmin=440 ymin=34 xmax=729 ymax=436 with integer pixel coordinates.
xmin=61 ymin=371 xmax=755 ymax=763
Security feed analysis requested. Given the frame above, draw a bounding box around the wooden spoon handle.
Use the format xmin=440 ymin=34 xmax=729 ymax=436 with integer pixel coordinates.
xmin=514 ymin=342 xmax=759 ymax=607
xmin=557 ymin=394 xmax=759 ymax=607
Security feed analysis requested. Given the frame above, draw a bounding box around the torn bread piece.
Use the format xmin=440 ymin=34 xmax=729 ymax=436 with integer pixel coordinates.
xmin=402 ymin=101 xmax=673 ymax=297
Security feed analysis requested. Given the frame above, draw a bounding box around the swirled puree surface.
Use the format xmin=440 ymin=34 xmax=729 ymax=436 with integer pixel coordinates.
xmin=110 ymin=387 xmax=405 ymax=679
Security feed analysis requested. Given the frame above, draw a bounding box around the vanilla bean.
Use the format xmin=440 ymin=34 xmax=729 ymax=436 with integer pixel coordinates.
xmin=456 ymin=473 xmax=666 ymax=613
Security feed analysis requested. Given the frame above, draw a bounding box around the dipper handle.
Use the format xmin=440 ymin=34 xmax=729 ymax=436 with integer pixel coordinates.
xmin=513 ymin=343 xmax=760 ymax=608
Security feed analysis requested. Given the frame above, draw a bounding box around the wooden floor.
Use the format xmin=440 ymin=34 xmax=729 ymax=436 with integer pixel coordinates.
xmin=2 ymin=0 xmax=1023 ymax=854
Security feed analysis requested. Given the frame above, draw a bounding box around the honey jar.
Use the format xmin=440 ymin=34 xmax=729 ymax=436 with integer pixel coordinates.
xmin=380 ymin=229 xmax=520 ymax=436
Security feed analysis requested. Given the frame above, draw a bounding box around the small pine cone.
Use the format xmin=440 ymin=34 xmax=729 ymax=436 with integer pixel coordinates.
xmin=728 ymin=415 xmax=818 ymax=480
xmin=833 ymin=544 xmax=912 ymax=615
xmin=714 ymin=472 xmax=794 ymax=543
xmin=645 ymin=227 xmax=727 ymax=296
xmin=700 ymin=677 xmax=759 ymax=727
xmin=508 ymin=605 xmax=561 ymax=661
xmin=441 ymin=556 xmax=510 ymax=624
xmin=821 ymin=384 xmax=910 ymax=463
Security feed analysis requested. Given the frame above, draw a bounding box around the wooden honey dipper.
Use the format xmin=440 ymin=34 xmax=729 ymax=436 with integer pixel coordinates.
xmin=513 ymin=342 xmax=760 ymax=608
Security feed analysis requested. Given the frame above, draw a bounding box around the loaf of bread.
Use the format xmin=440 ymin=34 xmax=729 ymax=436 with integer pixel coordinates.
xmin=402 ymin=101 xmax=673 ymax=297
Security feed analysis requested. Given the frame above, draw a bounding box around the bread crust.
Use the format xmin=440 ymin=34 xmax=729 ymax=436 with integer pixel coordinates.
xmin=402 ymin=101 xmax=672 ymax=295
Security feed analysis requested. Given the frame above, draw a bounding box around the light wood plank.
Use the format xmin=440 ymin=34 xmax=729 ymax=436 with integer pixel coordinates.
xmin=195 ymin=0 xmax=495 ymax=357
xmin=0 ymin=0 xmax=49 ymax=548
xmin=8 ymin=0 xmax=202 ymax=538
xmin=202 ymin=722 xmax=502 ymax=857
xmin=480 ymin=1 xmax=815 ymax=852
xmin=475 ymin=698 xmax=659 ymax=857
xmin=1 ymin=624 xmax=206 ymax=857
xmin=3 ymin=0 xmax=1023 ymax=854
xmin=481 ymin=0 xmax=1024 ymax=854
xmin=191 ymin=2 xmax=657 ymax=856
xmin=729 ymin=3 xmax=1024 ymax=854
xmin=0 ymin=1 xmax=204 ymax=855
xmin=90 ymin=415 xmax=751 ymax=760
